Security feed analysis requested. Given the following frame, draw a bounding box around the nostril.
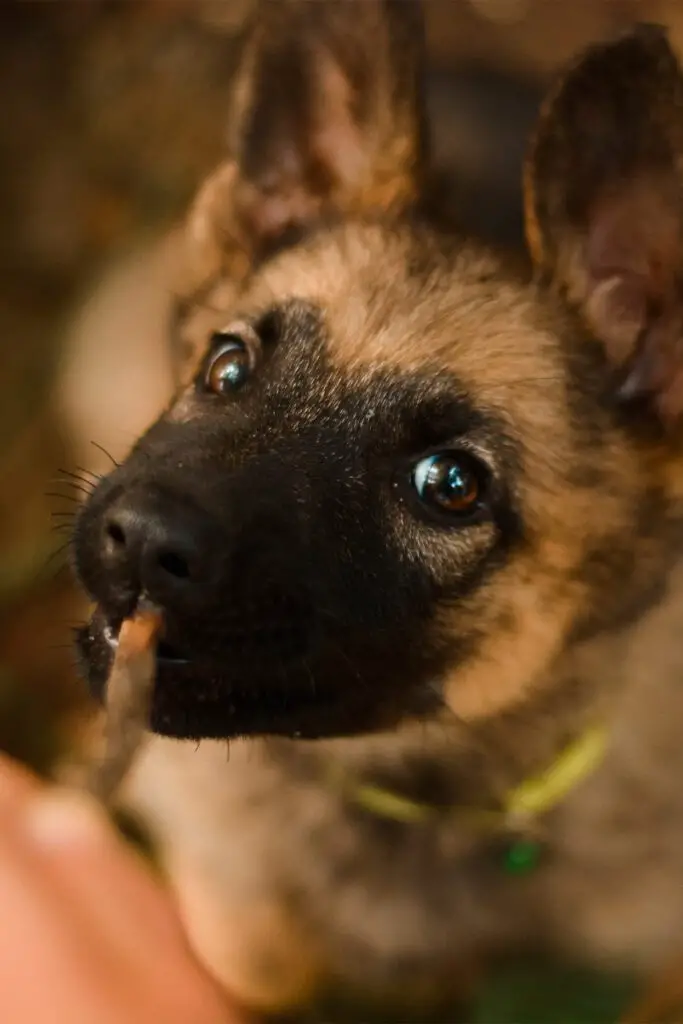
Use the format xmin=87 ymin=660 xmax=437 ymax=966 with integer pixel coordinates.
xmin=157 ymin=549 xmax=191 ymax=580
xmin=99 ymin=492 xmax=207 ymax=599
xmin=106 ymin=521 xmax=126 ymax=547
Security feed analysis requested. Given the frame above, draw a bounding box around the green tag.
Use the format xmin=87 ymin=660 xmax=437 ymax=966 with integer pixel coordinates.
xmin=503 ymin=838 xmax=543 ymax=875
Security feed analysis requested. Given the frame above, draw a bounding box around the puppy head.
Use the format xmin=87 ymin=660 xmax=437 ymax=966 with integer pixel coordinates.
xmin=74 ymin=13 xmax=683 ymax=741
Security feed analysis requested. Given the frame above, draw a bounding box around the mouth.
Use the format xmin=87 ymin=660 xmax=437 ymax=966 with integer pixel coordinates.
xmin=103 ymin=620 xmax=190 ymax=665
xmin=76 ymin=605 xmax=396 ymax=742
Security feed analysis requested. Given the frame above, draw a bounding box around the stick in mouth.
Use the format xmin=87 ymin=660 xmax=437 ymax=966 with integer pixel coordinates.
xmin=86 ymin=602 xmax=162 ymax=805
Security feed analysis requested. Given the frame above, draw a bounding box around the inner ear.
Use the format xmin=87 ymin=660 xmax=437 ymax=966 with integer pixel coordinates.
xmin=583 ymin=179 xmax=681 ymax=372
xmin=232 ymin=40 xmax=370 ymax=253
xmin=184 ymin=0 xmax=426 ymax=287
xmin=234 ymin=0 xmax=427 ymax=247
xmin=524 ymin=24 xmax=683 ymax=426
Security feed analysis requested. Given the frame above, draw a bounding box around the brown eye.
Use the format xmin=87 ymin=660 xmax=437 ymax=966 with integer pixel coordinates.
xmin=412 ymin=451 xmax=483 ymax=517
xmin=205 ymin=327 xmax=258 ymax=395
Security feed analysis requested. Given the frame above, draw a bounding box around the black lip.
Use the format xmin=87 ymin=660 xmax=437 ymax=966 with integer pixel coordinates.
xmin=75 ymin=609 xmax=400 ymax=741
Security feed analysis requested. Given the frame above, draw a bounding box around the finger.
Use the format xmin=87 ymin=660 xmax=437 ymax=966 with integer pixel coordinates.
xmin=0 ymin=755 xmax=41 ymax=815
xmin=0 ymin=807 xmax=121 ymax=1024
xmin=19 ymin=793 xmax=241 ymax=1022
xmin=20 ymin=790 xmax=190 ymax=954
xmin=0 ymin=791 xmax=243 ymax=1024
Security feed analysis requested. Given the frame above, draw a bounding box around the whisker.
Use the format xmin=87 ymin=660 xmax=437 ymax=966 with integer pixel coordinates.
xmin=90 ymin=440 xmax=119 ymax=467
xmin=46 ymin=497 xmax=80 ymax=509
xmin=42 ymin=565 xmax=72 ymax=587
xmin=74 ymin=466 xmax=103 ymax=483
xmin=58 ymin=467 xmax=98 ymax=488
xmin=50 ymin=486 xmax=89 ymax=501
xmin=54 ymin=480 xmax=92 ymax=496
xmin=38 ymin=541 xmax=73 ymax=579
xmin=47 ymin=538 xmax=73 ymax=557
xmin=51 ymin=477 xmax=91 ymax=491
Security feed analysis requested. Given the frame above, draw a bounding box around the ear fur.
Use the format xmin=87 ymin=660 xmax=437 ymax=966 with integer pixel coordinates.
xmin=181 ymin=0 xmax=426 ymax=296
xmin=525 ymin=24 xmax=683 ymax=426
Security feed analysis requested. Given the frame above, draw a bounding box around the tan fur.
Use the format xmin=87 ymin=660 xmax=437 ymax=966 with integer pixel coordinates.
xmin=176 ymin=222 xmax=650 ymax=724
xmin=126 ymin=567 xmax=683 ymax=1007
xmin=99 ymin=12 xmax=683 ymax=1019
xmin=123 ymin=218 xmax=683 ymax=1011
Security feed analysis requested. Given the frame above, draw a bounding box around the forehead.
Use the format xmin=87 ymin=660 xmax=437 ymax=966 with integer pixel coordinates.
xmin=179 ymin=222 xmax=577 ymax=463
xmin=245 ymin=223 xmax=564 ymax=387
xmin=246 ymin=222 xmax=573 ymax=441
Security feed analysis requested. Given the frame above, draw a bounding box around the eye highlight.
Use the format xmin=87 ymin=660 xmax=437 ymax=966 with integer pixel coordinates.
xmin=411 ymin=451 xmax=485 ymax=519
xmin=204 ymin=323 xmax=261 ymax=396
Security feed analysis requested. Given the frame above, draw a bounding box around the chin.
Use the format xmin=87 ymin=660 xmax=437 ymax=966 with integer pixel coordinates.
xmin=75 ymin=607 xmax=433 ymax=742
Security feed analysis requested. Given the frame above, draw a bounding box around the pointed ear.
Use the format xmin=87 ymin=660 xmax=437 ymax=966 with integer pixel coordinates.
xmin=525 ymin=24 xmax=683 ymax=427
xmin=182 ymin=0 xmax=426 ymax=293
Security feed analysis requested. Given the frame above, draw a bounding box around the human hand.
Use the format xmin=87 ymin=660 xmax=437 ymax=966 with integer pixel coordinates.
xmin=0 ymin=754 xmax=249 ymax=1024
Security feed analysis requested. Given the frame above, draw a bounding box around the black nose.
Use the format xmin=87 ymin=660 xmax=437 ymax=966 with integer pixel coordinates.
xmin=100 ymin=490 xmax=215 ymax=610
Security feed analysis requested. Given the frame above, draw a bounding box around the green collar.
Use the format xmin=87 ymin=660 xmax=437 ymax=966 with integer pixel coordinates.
xmin=329 ymin=725 xmax=607 ymax=873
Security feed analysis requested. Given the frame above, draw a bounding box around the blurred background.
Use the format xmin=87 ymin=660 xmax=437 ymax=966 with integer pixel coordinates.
xmin=1 ymin=1 xmax=681 ymax=1019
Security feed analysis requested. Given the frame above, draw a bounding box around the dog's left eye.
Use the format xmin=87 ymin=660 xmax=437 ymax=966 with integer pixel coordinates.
xmin=205 ymin=326 xmax=260 ymax=396
xmin=411 ymin=451 xmax=485 ymax=518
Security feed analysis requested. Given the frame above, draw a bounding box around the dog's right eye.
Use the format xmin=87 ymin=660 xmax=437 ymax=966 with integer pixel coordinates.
xmin=204 ymin=325 xmax=260 ymax=396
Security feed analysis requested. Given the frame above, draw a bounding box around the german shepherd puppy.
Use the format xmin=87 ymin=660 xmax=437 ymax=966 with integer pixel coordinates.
xmin=72 ymin=2 xmax=683 ymax=1016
